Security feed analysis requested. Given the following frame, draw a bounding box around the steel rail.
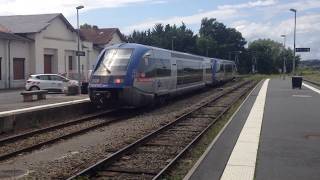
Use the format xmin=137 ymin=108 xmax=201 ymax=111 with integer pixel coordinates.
xmin=67 ymin=80 xmax=254 ymax=180
xmin=153 ymin=81 xmax=257 ymax=179
xmin=0 ymin=109 xmax=122 ymax=161
xmin=303 ymin=78 xmax=320 ymax=87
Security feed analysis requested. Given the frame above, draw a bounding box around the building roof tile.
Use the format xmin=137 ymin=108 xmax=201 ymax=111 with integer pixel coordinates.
xmin=80 ymin=28 xmax=124 ymax=45
xmin=0 ymin=32 xmax=32 ymax=41
xmin=0 ymin=13 xmax=74 ymax=33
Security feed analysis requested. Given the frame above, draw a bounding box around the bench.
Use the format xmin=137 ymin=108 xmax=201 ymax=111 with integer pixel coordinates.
xmin=21 ymin=90 xmax=48 ymax=102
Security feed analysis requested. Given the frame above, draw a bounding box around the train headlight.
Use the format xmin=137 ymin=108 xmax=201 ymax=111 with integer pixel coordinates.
xmin=114 ymin=78 xmax=123 ymax=84
xmin=91 ymin=78 xmax=100 ymax=84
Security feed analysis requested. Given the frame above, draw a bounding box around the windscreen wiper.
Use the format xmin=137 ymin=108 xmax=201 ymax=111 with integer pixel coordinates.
xmin=102 ymin=63 xmax=111 ymax=73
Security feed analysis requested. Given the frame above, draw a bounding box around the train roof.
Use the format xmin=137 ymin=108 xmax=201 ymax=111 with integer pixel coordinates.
xmin=103 ymin=43 xmax=235 ymax=63
xmin=104 ymin=43 xmax=210 ymax=61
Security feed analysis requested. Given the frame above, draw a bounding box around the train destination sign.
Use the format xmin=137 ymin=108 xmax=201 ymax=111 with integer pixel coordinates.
xmin=295 ymin=48 xmax=310 ymax=52
xmin=76 ymin=51 xmax=86 ymax=56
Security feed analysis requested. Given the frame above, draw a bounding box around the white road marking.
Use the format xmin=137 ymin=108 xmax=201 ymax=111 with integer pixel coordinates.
xmin=0 ymin=98 xmax=89 ymax=117
xmin=221 ymin=79 xmax=269 ymax=180
xmin=303 ymin=83 xmax=320 ymax=94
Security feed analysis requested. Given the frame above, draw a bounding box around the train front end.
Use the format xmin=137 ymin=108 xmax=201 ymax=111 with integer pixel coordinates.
xmin=88 ymin=44 xmax=152 ymax=107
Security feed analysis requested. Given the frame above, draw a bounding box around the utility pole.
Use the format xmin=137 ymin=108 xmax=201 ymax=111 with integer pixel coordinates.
xmin=76 ymin=5 xmax=84 ymax=94
xmin=171 ymin=36 xmax=176 ymax=50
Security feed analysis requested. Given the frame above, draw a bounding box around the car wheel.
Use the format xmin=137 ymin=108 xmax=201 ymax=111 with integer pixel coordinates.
xmin=30 ymin=86 xmax=40 ymax=91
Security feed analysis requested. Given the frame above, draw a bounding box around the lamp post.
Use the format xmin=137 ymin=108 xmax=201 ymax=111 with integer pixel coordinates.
xmin=171 ymin=36 xmax=176 ymax=50
xmin=76 ymin=5 xmax=84 ymax=94
xmin=206 ymin=46 xmax=209 ymax=57
xmin=290 ymin=8 xmax=297 ymax=75
xmin=281 ymin=35 xmax=286 ymax=79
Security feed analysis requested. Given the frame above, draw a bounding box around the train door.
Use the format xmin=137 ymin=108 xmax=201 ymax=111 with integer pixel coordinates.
xmin=211 ymin=59 xmax=217 ymax=83
xmin=204 ymin=60 xmax=211 ymax=84
xmin=170 ymin=57 xmax=177 ymax=91
xmin=135 ymin=50 xmax=155 ymax=93
xmin=153 ymin=51 xmax=172 ymax=96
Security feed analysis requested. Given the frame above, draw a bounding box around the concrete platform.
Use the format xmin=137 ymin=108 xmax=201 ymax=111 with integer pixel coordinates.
xmin=184 ymin=78 xmax=320 ymax=180
xmin=0 ymin=89 xmax=89 ymax=112
xmin=0 ymin=90 xmax=91 ymax=133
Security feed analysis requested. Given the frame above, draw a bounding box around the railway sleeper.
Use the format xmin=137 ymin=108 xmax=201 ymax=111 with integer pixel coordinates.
xmin=137 ymin=146 xmax=180 ymax=155
xmin=188 ymin=114 xmax=218 ymax=119
xmin=175 ymin=122 xmax=209 ymax=128
xmin=155 ymin=133 xmax=195 ymax=140
xmin=184 ymin=117 xmax=212 ymax=123
xmin=144 ymin=138 xmax=189 ymax=147
xmin=199 ymin=106 xmax=226 ymax=112
xmin=101 ymin=167 xmax=159 ymax=176
xmin=107 ymin=154 xmax=170 ymax=170
xmin=96 ymin=170 xmax=154 ymax=179
xmin=168 ymin=127 xmax=203 ymax=133
xmin=146 ymin=137 xmax=192 ymax=146
xmin=137 ymin=149 xmax=178 ymax=157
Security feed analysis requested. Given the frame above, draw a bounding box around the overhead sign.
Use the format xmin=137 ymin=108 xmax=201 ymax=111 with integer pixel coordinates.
xmin=296 ymin=48 xmax=310 ymax=52
xmin=76 ymin=51 xmax=86 ymax=56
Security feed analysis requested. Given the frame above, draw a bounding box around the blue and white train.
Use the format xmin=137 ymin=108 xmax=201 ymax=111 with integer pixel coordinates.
xmin=89 ymin=43 xmax=237 ymax=107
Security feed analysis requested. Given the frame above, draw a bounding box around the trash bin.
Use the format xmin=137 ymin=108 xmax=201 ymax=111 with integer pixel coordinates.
xmin=81 ymin=82 xmax=89 ymax=94
xmin=292 ymin=76 xmax=303 ymax=89
xmin=66 ymin=85 xmax=79 ymax=95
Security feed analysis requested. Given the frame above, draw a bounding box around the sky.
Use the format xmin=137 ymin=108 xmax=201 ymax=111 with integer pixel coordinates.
xmin=0 ymin=0 xmax=319 ymax=60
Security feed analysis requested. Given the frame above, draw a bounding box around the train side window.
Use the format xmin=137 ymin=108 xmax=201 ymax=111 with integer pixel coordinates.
xmin=137 ymin=57 xmax=156 ymax=77
xmin=177 ymin=60 xmax=184 ymax=85
xmin=215 ymin=63 xmax=220 ymax=73
xmin=206 ymin=68 xmax=211 ymax=74
xmin=227 ymin=64 xmax=233 ymax=72
xmin=220 ymin=64 xmax=224 ymax=72
xmin=156 ymin=59 xmax=171 ymax=77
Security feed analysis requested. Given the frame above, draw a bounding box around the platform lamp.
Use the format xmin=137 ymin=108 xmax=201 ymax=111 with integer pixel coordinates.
xmin=290 ymin=8 xmax=297 ymax=75
xmin=281 ymin=35 xmax=287 ymax=79
xmin=76 ymin=5 xmax=84 ymax=94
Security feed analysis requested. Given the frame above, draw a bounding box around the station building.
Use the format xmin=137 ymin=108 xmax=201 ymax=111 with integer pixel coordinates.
xmin=0 ymin=13 xmax=124 ymax=89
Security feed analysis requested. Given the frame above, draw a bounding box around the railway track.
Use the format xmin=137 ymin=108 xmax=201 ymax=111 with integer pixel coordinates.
xmin=67 ymin=80 xmax=257 ymax=180
xmin=0 ymin=108 xmax=137 ymax=162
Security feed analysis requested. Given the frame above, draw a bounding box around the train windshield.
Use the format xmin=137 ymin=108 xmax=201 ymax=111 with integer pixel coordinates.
xmin=94 ymin=48 xmax=133 ymax=75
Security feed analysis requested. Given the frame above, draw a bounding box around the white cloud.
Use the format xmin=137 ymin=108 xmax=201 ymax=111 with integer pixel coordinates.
xmin=232 ymin=13 xmax=320 ymax=60
xmin=218 ymin=0 xmax=277 ymax=10
xmin=150 ymin=0 xmax=167 ymax=4
xmin=123 ymin=8 xmax=239 ymax=33
xmin=257 ymin=0 xmax=320 ymax=20
xmin=0 ymin=0 xmax=151 ymax=16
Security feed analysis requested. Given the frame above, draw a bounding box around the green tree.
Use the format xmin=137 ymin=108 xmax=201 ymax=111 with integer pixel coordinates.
xmin=198 ymin=18 xmax=246 ymax=59
xmin=127 ymin=22 xmax=197 ymax=54
xmin=248 ymin=39 xmax=300 ymax=74
xmin=80 ymin=23 xmax=99 ymax=29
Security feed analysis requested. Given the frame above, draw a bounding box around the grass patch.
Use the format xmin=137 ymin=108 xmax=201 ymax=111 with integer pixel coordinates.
xmin=298 ymin=68 xmax=320 ymax=82
xmin=162 ymin=82 xmax=258 ymax=180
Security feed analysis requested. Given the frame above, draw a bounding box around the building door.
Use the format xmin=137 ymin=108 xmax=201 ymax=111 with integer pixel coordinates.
xmin=68 ymin=56 xmax=73 ymax=71
xmin=44 ymin=55 xmax=52 ymax=74
xmin=13 ymin=58 xmax=25 ymax=80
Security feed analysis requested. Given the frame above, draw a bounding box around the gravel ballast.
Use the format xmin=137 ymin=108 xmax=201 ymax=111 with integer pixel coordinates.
xmin=0 ymin=81 xmax=241 ymax=179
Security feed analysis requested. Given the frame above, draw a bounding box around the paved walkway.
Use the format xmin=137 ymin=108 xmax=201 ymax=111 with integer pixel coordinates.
xmin=185 ymin=78 xmax=320 ymax=180
xmin=0 ymin=89 xmax=89 ymax=112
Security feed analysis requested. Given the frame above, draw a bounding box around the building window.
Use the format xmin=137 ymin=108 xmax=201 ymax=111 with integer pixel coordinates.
xmin=13 ymin=58 xmax=25 ymax=80
xmin=68 ymin=56 xmax=73 ymax=70
xmin=0 ymin=57 xmax=2 ymax=80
